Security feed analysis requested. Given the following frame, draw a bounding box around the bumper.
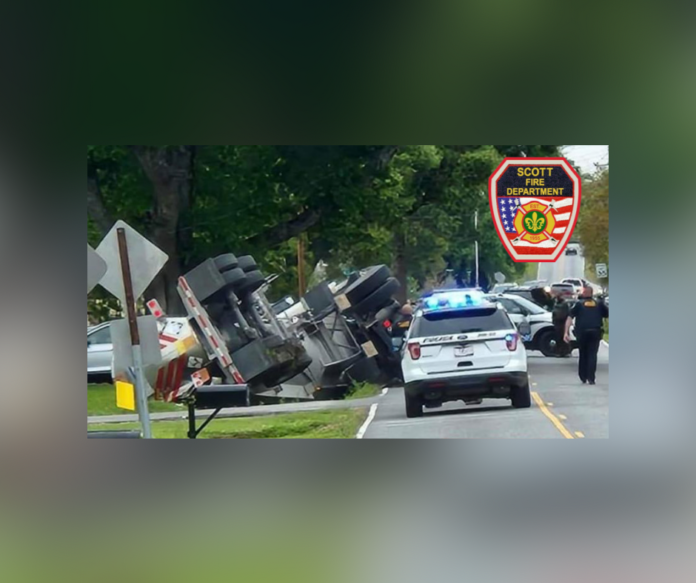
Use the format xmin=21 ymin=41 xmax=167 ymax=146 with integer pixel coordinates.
xmin=405 ymin=371 xmax=528 ymax=402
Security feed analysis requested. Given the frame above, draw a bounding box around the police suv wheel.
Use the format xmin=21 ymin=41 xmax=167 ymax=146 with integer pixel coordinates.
xmin=405 ymin=392 xmax=423 ymax=418
xmin=511 ymin=382 xmax=531 ymax=409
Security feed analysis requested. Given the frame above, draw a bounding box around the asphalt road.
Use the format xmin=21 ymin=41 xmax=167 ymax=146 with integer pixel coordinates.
xmin=362 ymin=343 xmax=608 ymax=439
xmin=537 ymin=244 xmax=586 ymax=283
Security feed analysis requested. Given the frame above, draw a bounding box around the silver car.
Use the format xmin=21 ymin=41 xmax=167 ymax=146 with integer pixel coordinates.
xmin=88 ymin=323 xmax=113 ymax=379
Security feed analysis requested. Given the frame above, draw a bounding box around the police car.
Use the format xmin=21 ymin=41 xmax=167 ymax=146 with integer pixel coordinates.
xmin=484 ymin=293 xmax=577 ymax=356
xmin=401 ymin=291 xmax=530 ymax=418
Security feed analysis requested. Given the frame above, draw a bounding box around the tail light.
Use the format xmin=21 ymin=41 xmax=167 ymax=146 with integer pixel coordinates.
xmin=407 ymin=342 xmax=421 ymax=360
xmin=383 ymin=319 xmax=392 ymax=328
xmin=505 ymin=333 xmax=519 ymax=352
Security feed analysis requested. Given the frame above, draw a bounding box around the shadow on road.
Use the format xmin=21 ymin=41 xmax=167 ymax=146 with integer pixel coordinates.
xmin=422 ymin=403 xmax=522 ymax=419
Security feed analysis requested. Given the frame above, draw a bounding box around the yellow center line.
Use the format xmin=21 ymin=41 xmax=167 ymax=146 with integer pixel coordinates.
xmin=531 ymin=391 xmax=574 ymax=439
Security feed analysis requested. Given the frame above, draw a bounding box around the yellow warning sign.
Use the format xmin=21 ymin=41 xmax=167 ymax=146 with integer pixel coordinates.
xmin=116 ymin=380 xmax=136 ymax=411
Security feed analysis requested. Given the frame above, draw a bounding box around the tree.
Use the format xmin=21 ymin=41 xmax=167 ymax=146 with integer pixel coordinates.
xmin=576 ymin=169 xmax=609 ymax=283
xmin=88 ymin=145 xmax=196 ymax=313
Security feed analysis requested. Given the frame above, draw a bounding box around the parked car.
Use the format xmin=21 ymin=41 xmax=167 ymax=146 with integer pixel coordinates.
xmin=550 ymin=283 xmax=577 ymax=300
xmin=401 ymin=291 xmax=530 ymax=418
xmin=88 ymin=323 xmax=113 ymax=380
xmin=490 ymin=283 xmax=518 ymax=294
xmin=485 ymin=293 xmax=577 ymax=356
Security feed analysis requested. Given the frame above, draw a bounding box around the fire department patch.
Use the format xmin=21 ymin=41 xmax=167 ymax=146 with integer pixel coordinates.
xmin=489 ymin=158 xmax=581 ymax=262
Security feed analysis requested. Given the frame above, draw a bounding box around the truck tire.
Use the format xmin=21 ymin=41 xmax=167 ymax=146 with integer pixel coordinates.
xmin=351 ymin=277 xmax=400 ymax=317
xmin=214 ymin=253 xmax=238 ymax=273
xmin=342 ymin=265 xmax=391 ymax=305
xmin=235 ymin=270 xmax=265 ymax=294
xmin=375 ymin=299 xmax=401 ymax=322
xmin=511 ymin=381 xmax=531 ymax=408
xmin=405 ymin=392 xmax=423 ymax=418
xmin=236 ymin=255 xmax=258 ymax=273
xmin=222 ymin=268 xmax=247 ymax=288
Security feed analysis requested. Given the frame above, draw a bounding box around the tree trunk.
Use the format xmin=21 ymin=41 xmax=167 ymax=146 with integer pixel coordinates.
xmin=393 ymin=230 xmax=408 ymax=304
xmin=132 ymin=146 xmax=195 ymax=316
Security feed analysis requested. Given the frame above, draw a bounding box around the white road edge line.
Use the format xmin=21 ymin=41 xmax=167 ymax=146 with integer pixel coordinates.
xmin=356 ymin=403 xmax=378 ymax=439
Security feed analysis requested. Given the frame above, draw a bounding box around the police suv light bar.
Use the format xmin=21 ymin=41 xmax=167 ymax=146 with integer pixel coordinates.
xmin=422 ymin=290 xmax=488 ymax=310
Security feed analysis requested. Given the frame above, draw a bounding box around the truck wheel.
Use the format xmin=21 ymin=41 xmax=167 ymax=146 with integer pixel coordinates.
xmin=235 ymin=270 xmax=265 ymax=294
xmin=351 ymin=277 xmax=400 ymax=317
xmin=342 ymin=265 xmax=391 ymax=305
xmin=405 ymin=391 xmax=423 ymax=418
xmin=222 ymin=268 xmax=247 ymax=288
xmin=537 ymin=329 xmax=557 ymax=357
xmin=236 ymin=255 xmax=258 ymax=273
xmin=375 ymin=299 xmax=401 ymax=322
xmin=511 ymin=381 xmax=531 ymax=408
xmin=214 ymin=253 xmax=238 ymax=273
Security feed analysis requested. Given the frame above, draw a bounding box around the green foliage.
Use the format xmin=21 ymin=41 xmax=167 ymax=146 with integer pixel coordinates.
xmin=577 ymin=169 xmax=609 ymax=282
xmin=88 ymin=409 xmax=368 ymax=438
xmin=87 ymin=145 xmax=565 ymax=320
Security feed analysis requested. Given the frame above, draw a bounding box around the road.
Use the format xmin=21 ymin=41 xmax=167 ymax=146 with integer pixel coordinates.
xmin=361 ymin=343 xmax=608 ymax=439
xmin=537 ymin=244 xmax=585 ymax=283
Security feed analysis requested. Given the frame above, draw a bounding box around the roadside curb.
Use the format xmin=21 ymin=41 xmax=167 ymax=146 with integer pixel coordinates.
xmin=601 ymin=340 xmax=609 ymax=348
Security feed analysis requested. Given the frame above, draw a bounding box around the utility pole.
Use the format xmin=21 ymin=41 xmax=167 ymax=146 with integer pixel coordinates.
xmin=297 ymin=234 xmax=306 ymax=297
xmin=474 ymin=209 xmax=479 ymax=289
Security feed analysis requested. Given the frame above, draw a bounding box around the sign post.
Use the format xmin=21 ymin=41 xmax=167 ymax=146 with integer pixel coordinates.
xmin=96 ymin=220 xmax=169 ymax=439
xmin=117 ymin=228 xmax=153 ymax=439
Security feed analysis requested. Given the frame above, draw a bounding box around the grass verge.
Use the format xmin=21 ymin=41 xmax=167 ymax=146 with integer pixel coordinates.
xmin=88 ymin=408 xmax=368 ymax=438
xmin=88 ymin=384 xmax=184 ymax=416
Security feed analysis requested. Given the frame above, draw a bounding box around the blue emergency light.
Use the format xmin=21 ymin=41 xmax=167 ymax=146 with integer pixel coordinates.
xmin=422 ymin=290 xmax=486 ymax=310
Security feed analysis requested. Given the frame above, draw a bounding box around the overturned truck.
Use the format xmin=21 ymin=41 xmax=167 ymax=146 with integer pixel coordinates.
xmin=135 ymin=254 xmax=405 ymax=406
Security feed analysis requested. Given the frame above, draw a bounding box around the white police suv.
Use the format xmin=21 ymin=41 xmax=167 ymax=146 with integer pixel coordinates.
xmin=401 ymin=291 xmax=530 ymax=418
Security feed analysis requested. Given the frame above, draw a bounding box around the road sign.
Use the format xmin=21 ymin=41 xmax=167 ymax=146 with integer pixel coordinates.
xmin=494 ymin=272 xmax=506 ymax=284
xmin=96 ymin=220 xmax=168 ymax=305
xmin=87 ymin=245 xmax=107 ymax=293
xmin=489 ymin=158 xmax=581 ymax=262
xmin=595 ymin=263 xmax=608 ymax=278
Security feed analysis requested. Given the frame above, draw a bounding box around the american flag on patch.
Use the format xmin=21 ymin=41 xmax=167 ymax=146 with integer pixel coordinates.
xmin=496 ymin=197 xmax=574 ymax=252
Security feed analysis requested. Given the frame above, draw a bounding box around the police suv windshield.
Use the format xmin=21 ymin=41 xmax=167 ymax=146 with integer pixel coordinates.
xmin=411 ymin=307 xmax=512 ymax=337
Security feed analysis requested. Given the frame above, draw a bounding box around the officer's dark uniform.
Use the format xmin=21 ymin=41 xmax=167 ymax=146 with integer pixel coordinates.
xmin=552 ymin=298 xmax=571 ymax=356
xmin=569 ymin=296 xmax=608 ymax=384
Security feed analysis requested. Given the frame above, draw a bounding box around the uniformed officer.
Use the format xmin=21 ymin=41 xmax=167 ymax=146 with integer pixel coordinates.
xmin=564 ymin=286 xmax=608 ymax=384
xmin=552 ymin=296 xmax=571 ymax=357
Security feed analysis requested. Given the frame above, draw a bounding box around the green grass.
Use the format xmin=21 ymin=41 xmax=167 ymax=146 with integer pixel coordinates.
xmin=603 ymin=319 xmax=609 ymax=342
xmin=88 ymin=408 xmax=368 ymax=438
xmin=88 ymin=383 xmax=184 ymax=416
xmin=344 ymin=381 xmax=381 ymax=400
